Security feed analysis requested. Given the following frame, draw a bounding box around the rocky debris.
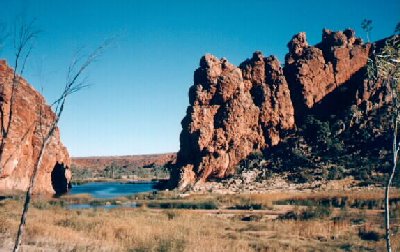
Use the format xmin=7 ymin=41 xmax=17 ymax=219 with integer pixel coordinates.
xmin=190 ymin=167 xmax=360 ymax=194
xmin=0 ymin=60 xmax=70 ymax=194
xmin=172 ymin=29 xmax=394 ymax=190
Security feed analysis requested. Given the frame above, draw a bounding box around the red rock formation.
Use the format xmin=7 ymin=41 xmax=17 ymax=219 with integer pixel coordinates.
xmin=241 ymin=52 xmax=295 ymax=146
xmin=285 ymin=29 xmax=371 ymax=118
xmin=172 ymin=29 xmax=390 ymax=189
xmin=0 ymin=60 xmax=70 ymax=194
xmin=355 ymin=36 xmax=399 ymax=113
xmin=174 ymin=52 xmax=295 ymax=188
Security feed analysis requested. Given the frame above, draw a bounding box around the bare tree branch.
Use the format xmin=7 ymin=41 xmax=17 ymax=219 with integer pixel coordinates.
xmin=368 ymin=35 xmax=400 ymax=252
xmin=361 ymin=19 xmax=373 ymax=43
xmin=13 ymin=38 xmax=111 ymax=251
xmin=0 ymin=18 xmax=39 ymax=174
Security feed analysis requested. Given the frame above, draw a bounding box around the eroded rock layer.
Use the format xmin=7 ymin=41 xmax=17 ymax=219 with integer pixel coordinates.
xmin=0 ymin=60 xmax=70 ymax=194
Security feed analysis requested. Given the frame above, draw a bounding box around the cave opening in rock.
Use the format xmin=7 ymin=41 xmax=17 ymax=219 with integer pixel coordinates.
xmin=51 ymin=162 xmax=70 ymax=195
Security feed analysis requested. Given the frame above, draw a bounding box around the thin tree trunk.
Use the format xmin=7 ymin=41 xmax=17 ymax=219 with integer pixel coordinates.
xmin=385 ymin=77 xmax=399 ymax=252
xmin=13 ymin=134 xmax=51 ymax=252
xmin=0 ymin=19 xmax=38 ymax=175
xmin=0 ymin=77 xmax=19 ymax=174
xmin=11 ymin=37 xmax=108 ymax=251
xmin=385 ymin=138 xmax=397 ymax=252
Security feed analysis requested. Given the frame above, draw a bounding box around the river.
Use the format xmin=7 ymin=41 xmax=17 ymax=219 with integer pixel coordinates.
xmin=69 ymin=181 xmax=156 ymax=199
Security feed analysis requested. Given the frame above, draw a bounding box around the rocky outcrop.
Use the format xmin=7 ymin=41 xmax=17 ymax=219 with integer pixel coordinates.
xmin=284 ymin=29 xmax=371 ymax=119
xmin=0 ymin=60 xmax=70 ymax=194
xmin=355 ymin=36 xmax=399 ymax=113
xmin=172 ymin=28 xmax=393 ymax=189
xmin=174 ymin=53 xmax=295 ymax=188
xmin=241 ymin=52 xmax=295 ymax=147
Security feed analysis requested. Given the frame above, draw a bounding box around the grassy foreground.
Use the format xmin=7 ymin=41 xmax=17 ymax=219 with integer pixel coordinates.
xmin=0 ymin=190 xmax=399 ymax=251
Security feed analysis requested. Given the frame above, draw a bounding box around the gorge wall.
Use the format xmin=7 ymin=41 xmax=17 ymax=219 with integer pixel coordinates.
xmin=0 ymin=60 xmax=71 ymax=194
xmin=172 ymin=29 xmax=394 ymax=189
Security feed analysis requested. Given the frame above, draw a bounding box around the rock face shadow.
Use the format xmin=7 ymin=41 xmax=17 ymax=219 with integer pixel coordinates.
xmin=51 ymin=162 xmax=70 ymax=195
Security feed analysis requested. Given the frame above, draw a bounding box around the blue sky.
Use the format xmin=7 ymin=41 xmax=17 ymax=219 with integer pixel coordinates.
xmin=1 ymin=0 xmax=399 ymax=157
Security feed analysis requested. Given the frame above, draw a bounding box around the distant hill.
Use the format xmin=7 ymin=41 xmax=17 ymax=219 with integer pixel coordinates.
xmin=71 ymin=153 xmax=176 ymax=181
xmin=72 ymin=153 xmax=176 ymax=170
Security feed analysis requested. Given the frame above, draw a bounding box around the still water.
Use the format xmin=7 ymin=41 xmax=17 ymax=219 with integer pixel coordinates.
xmin=70 ymin=182 xmax=156 ymax=199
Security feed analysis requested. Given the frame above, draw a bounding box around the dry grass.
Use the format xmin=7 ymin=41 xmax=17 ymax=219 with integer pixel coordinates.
xmin=0 ymin=189 xmax=399 ymax=251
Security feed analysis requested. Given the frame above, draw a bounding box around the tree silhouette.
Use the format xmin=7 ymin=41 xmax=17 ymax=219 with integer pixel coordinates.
xmin=361 ymin=19 xmax=373 ymax=42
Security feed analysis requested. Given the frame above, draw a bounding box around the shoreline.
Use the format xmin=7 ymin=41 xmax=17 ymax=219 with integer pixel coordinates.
xmin=71 ymin=177 xmax=168 ymax=185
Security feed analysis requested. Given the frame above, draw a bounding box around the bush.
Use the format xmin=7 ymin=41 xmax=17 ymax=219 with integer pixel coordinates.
xmin=147 ymin=201 xmax=218 ymax=210
xmin=32 ymin=200 xmax=52 ymax=210
xmin=358 ymin=228 xmax=382 ymax=241
xmin=231 ymin=203 xmax=263 ymax=210
xmin=247 ymin=151 xmax=264 ymax=160
xmin=301 ymin=115 xmax=332 ymax=150
xmin=300 ymin=205 xmax=332 ymax=220
xmin=278 ymin=205 xmax=332 ymax=220
xmin=164 ymin=210 xmax=179 ymax=220
xmin=278 ymin=210 xmax=300 ymax=220
xmin=288 ymin=171 xmax=312 ymax=183
xmin=327 ymin=166 xmax=345 ymax=180
xmin=241 ymin=215 xmax=262 ymax=222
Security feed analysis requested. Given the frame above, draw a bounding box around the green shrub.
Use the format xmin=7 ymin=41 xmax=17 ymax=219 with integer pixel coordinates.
xmin=279 ymin=205 xmax=332 ymax=220
xmin=358 ymin=228 xmax=382 ymax=241
xmin=241 ymin=215 xmax=262 ymax=222
xmin=147 ymin=201 xmax=218 ymax=210
xmin=32 ymin=200 xmax=52 ymax=210
xmin=327 ymin=166 xmax=345 ymax=180
xmin=231 ymin=203 xmax=263 ymax=210
xmin=164 ymin=210 xmax=179 ymax=220
xmin=300 ymin=206 xmax=330 ymax=220
xmin=288 ymin=171 xmax=312 ymax=183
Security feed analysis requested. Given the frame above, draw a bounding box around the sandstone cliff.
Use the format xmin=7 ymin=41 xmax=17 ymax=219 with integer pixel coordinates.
xmin=172 ymin=29 xmax=394 ymax=189
xmin=284 ymin=29 xmax=371 ymax=119
xmin=0 ymin=60 xmax=70 ymax=194
xmin=174 ymin=52 xmax=295 ymax=188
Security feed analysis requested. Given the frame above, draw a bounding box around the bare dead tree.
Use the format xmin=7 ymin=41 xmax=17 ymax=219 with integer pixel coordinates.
xmin=13 ymin=39 xmax=111 ymax=252
xmin=0 ymin=18 xmax=39 ymax=175
xmin=368 ymin=35 xmax=400 ymax=252
xmin=361 ymin=19 xmax=373 ymax=43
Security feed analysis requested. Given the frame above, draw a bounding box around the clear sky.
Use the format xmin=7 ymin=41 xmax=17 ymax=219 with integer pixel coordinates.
xmin=1 ymin=0 xmax=399 ymax=157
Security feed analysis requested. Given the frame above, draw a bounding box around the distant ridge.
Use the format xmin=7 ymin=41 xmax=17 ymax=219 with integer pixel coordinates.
xmin=72 ymin=153 xmax=176 ymax=171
